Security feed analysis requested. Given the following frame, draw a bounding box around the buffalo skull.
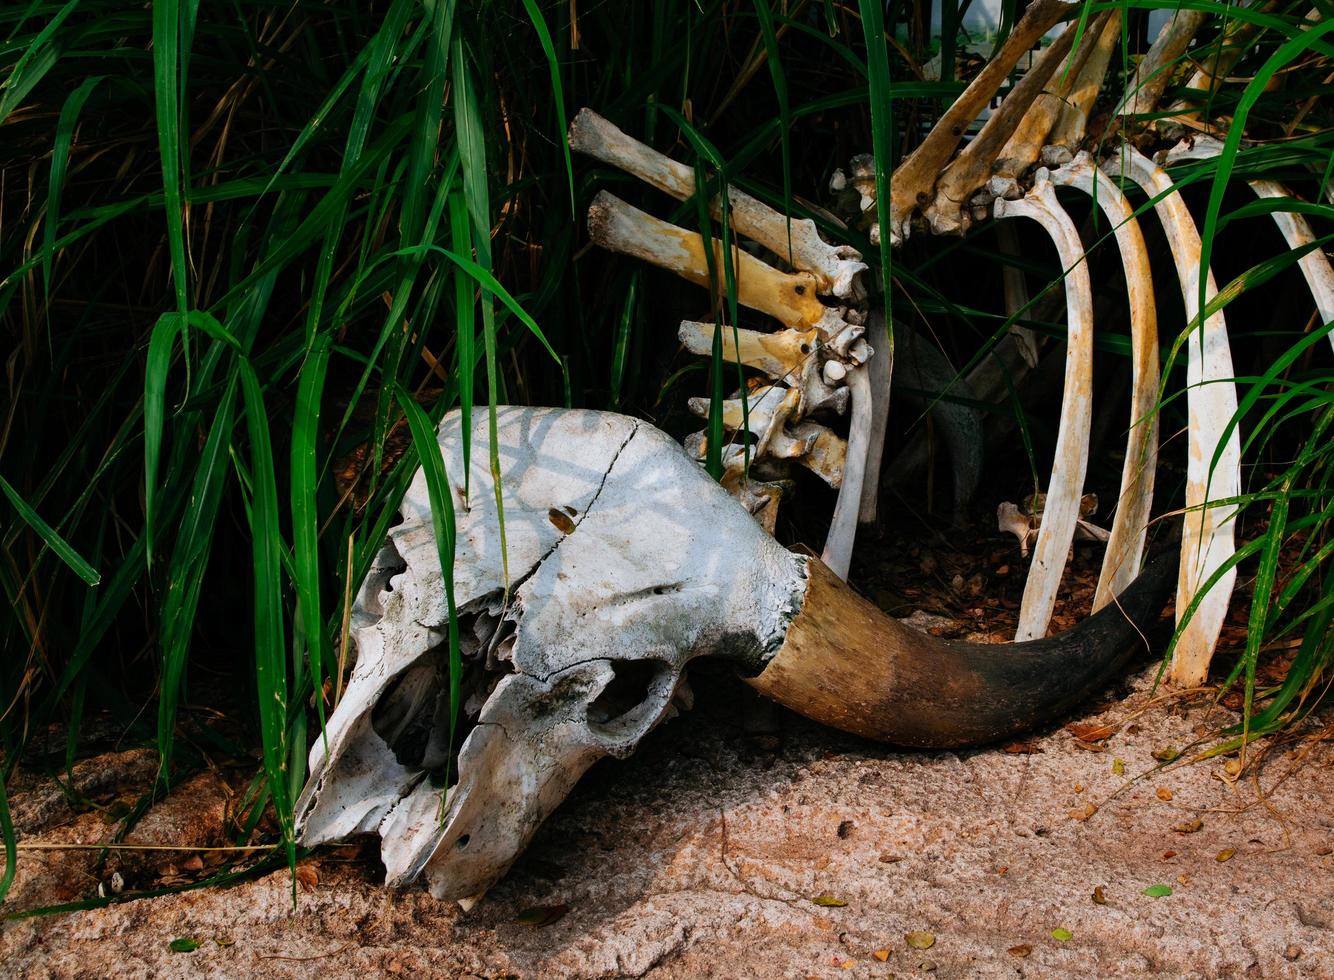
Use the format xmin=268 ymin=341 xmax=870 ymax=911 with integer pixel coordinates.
xmin=296 ymin=406 xmax=1171 ymax=904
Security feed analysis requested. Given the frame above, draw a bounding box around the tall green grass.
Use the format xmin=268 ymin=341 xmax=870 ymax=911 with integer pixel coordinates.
xmin=1 ymin=0 xmax=1331 ymax=910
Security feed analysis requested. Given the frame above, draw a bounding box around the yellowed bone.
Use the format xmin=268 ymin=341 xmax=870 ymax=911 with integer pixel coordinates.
xmin=570 ymin=109 xmax=867 ymax=299
xmin=588 ymin=191 xmax=830 ymax=330
xmin=678 ymin=321 xmax=817 ymax=380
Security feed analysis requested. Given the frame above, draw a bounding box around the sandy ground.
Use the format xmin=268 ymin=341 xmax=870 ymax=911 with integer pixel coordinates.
xmin=3 ymin=666 xmax=1333 ymax=979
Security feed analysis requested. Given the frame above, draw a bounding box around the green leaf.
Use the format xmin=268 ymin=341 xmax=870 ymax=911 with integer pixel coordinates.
xmin=812 ymin=893 xmax=849 ymax=908
xmin=169 ymin=938 xmax=201 ymax=953
xmin=1050 ymin=927 xmax=1073 ymax=941
xmin=393 ymin=387 xmax=461 ymax=791
xmin=1142 ymin=884 xmax=1173 ymax=898
xmin=0 ymin=474 xmax=100 ymax=586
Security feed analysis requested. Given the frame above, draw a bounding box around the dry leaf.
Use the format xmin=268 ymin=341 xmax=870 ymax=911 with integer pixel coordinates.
xmin=873 ymin=949 xmax=890 ymax=962
xmin=547 ymin=508 xmax=576 ymax=534
xmin=1007 ymin=944 xmax=1032 ymax=957
xmin=1152 ymin=747 xmax=1180 ymax=763
xmin=1156 ymin=787 xmax=1173 ymax=801
xmin=812 ymin=894 xmax=848 ymax=908
xmin=295 ymin=863 xmax=319 ymax=893
xmin=1172 ymin=819 xmax=1204 ymax=834
xmin=1092 ymin=886 xmax=1107 ymax=905
xmin=1069 ymin=802 xmax=1098 ymax=822
xmin=905 ymin=931 xmax=936 ymax=950
xmin=1065 ymin=722 xmax=1116 ymax=743
xmin=1003 ymin=740 xmax=1042 ymax=754
xmin=1216 ymin=848 xmax=1236 ymax=863
xmin=181 ymin=855 xmax=204 ymax=873
xmin=1112 ymin=758 xmax=1126 ymax=776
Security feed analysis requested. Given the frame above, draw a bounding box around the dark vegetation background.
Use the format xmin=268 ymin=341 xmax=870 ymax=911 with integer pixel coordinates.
xmin=2 ymin=0 xmax=1331 ymax=903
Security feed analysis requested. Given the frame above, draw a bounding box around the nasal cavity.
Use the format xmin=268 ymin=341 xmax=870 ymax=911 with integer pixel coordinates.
xmin=585 ymin=659 xmax=669 ymax=738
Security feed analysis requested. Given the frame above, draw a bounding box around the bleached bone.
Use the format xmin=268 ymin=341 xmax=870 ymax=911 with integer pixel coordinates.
xmin=820 ymin=365 xmax=872 ymax=579
xmin=1249 ymin=180 xmax=1334 ymax=334
xmin=1115 ymin=10 xmax=1206 ymax=128
xmin=569 ymin=108 xmax=867 ymax=299
xmin=993 ymin=175 xmax=1094 ymax=641
xmin=858 ymin=309 xmax=894 ymax=525
xmin=998 ymin=500 xmax=1036 ymax=556
xmin=298 ymin=407 xmax=1175 ymax=902
xmin=1160 ymin=136 xmax=1334 ymax=341
xmin=1050 ymin=153 xmax=1160 ymax=609
xmin=886 ymin=0 xmax=1078 ymax=244
xmin=926 ymin=14 xmax=1085 ymax=236
xmin=1105 ymin=143 xmax=1241 ymax=688
xmin=1046 ymin=11 xmax=1122 ymax=149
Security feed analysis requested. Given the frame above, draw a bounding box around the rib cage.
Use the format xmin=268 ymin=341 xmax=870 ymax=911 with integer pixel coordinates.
xmin=570 ymin=4 xmax=1334 ymax=688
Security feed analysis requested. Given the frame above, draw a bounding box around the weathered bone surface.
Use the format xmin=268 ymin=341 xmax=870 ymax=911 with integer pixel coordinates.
xmin=570 ymin=109 xmax=867 ymax=300
xmin=1105 ymin=144 xmax=1241 ymax=688
xmin=298 ymin=407 xmax=1174 ymax=903
xmin=994 ymin=175 xmax=1094 ymax=640
xmin=1050 ymin=153 xmax=1160 ymax=609
xmin=296 ymin=408 xmax=808 ymax=903
xmin=1161 ymin=135 xmax=1334 ymax=341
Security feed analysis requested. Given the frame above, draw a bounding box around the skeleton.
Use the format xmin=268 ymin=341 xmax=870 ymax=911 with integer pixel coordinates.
xmin=298 ymin=4 xmax=1332 ymax=901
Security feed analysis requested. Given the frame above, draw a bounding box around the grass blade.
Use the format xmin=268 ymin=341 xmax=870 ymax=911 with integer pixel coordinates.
xmin=0 ymin=473 xmax=99 ymax=586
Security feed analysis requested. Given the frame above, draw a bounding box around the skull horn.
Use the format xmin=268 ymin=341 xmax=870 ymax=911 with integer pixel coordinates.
xmin=748 ymin=549 xmax=1175 ymax=748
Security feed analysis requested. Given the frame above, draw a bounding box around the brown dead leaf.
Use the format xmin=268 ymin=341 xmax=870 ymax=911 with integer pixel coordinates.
xmin=1003 ymin=739 xmax=1043 ymax=754
xmin=181 ymin=855 xmax=204 ymax=874
xmin=1007 ymin=944 xmax=1032 ymax=957
xmin=1065 ymin=722 xmax=1117 ymax=743
xmin=1156 ymin=787 xmax=1174 ymax=801
xmin=905 ymin=931 xmax=936 ymax=950
xmin=1069 ymin=802 xmax=1098 ymax=822
xmin=1092 ymin=885 xmax=1107 ymax=905
xmin=1172 ymin=819 xmax=1204 ymax=834
xmin=873 ymin=949 xmax=890 ymax=962
xmin=295 ymin=863 xmax=319 ymax=893
xmin=547 ymin=508 xmax=576 ymax=534
xmin=1216 ymin=848 xmax=1235 ymax=863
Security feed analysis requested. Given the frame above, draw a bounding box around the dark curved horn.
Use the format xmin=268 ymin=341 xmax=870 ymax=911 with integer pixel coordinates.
xmin=746 ymin=550 xmax=1176 ymax=747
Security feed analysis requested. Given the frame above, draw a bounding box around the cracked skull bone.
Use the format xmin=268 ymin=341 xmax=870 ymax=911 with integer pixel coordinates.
xmin=295 ymin=407 xmax=806 ymax=902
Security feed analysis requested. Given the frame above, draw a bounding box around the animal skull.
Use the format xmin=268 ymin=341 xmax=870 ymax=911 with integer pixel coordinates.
xmin=296 ymin=407 xmax=807 ymax=903
xmin=297 ymin=406 xmax=1173 ymax=903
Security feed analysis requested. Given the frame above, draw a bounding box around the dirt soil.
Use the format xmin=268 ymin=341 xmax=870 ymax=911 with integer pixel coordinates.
xmin=4 ymin=664 xmax=1333 ymax=980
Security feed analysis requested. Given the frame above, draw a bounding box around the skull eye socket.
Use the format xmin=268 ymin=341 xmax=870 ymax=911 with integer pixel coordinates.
xmin=586 ymin=658 xmax=672 ymax=739
xmin=369 ymin=602 xmax=515 ymax=786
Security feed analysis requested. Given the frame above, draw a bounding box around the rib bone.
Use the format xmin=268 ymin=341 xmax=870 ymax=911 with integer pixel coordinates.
xmin=993 ymin=176 xmax=1094 ymax=641
xmin=887 ymin=0 xmax=1078 ymax=244
xmin=1105 ymin=143 xmax=1241 ymax=688
xmin=1115 ymin=11 xmax=1206 ymax=128
xmin=570 ymin=109 xmax=868 ymax=299
xmin=1161 ymin=136 xmax=1334 ymax=342
xmin=926 ymin=13 xmax=1086 ymax=236
xmin=1050 ymin=153 xmax=1160 ymax=609
xmin=821 ymin=365 xmax=872 ymax=579
xmin=1046 ymin=11 xmax=1122 ymax=149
